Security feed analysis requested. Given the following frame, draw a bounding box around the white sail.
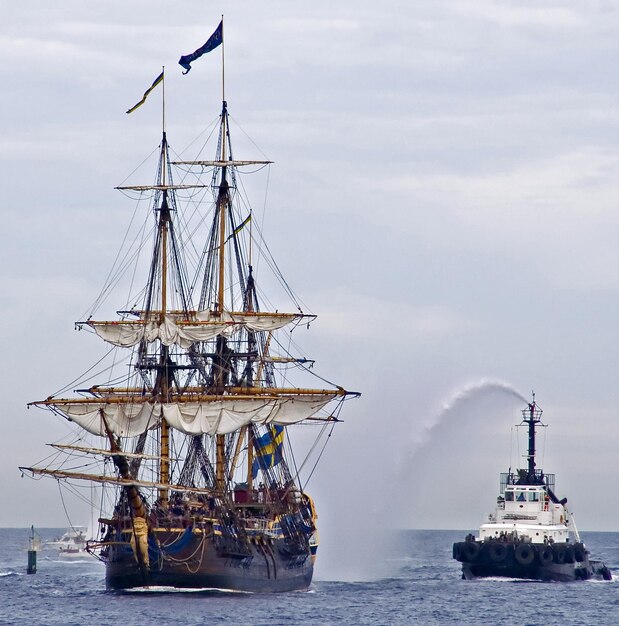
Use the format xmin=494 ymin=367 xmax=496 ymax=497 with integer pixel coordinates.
xmin=88 ymin=317 xmax=229 ymax=348
xmin=88 ymin=312 xmax=301 ymax=348
xmin=56 ymin=402 xmax=160 ymax=438
xmin=162 ymin=395 xmax=335 ymax=435
xmin=52 ymin=394 xmax=335 ymax=437
xmin=199 ymin=311 xmax=301 ymax=332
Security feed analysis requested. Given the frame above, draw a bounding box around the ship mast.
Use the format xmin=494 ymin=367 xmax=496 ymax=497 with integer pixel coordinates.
xmin=215 ymin=28 xmax=228 ymax=489
xmin=523 ymin=391 xmax=543 ymax=481
xmin=158 ymin=72 xmax=170 ymax=502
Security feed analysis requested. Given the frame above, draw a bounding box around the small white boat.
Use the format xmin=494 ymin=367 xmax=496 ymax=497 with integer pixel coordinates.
xmin=47 ymin=528 xmax=88 ymax=558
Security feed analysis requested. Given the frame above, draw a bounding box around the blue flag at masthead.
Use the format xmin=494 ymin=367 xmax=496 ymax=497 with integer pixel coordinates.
xmin=179 ymin=20 xmax=223 ymax=74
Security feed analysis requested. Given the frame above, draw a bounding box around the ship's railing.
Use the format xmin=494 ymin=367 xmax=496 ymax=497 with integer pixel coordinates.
xmin=500 ymin=471 xmax=555 ymax=494
xmin=245 ymin=518 xmax=270 ymax=533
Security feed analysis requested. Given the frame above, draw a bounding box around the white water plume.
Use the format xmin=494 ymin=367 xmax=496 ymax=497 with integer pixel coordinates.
xmin=440 ymin=378 xmax=528 ymax=415
xmin=401 ymin=378 xmax=530 ymax=529
xmin=415 ymin=378 xmax=528 ymax=448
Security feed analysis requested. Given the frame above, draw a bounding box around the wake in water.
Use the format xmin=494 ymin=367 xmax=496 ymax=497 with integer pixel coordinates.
xmin=119 ymin=586 xmax=253 ymax=595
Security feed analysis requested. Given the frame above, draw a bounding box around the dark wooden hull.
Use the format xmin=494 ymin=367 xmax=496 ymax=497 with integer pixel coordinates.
xmin=453 ymin=540 xmax=612 ymax=582
xmin=103 ymin=528 xmax=314 ymax=592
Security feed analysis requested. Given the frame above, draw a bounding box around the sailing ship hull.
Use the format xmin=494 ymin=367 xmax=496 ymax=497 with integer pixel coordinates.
xmin=104 ymin=529 xmax=314 ymax=592
xmin=453 ymin=540 xmax=612 ymax=582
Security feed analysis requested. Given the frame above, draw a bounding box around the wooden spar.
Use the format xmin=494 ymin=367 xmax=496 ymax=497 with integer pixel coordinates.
xmin=32 ymin=386 xmax=353 ymax=405
xmin=93 ymin=310 xmax=314 ymax=320
xmin=171 ymin=159 xmax=272 ymax=167
xmin=19 ymin=466 xmax=219 ymax=495
xmin=79 ymin=311 xmax=313 ymax=327
xmin=48 ymin=443 xmax=175 ymax=461
xmin=99 ymin=410 xmax=146 ymax=520
xmin=115 ymin=184 xmax=207 ymax=190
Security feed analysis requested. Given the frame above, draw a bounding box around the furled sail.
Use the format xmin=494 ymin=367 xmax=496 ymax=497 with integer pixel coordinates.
xmin=85 ymin=312 xmax=304 ymax=348
xmin=46 ymin=394 xmax=336 ymax=437
xmin=52 ymin=402 xmax=160 ymax=438
xmin=197 ymin=311 xmax=301 ymax=331
xmin=88 ymin=316 xmax=230 ymax=348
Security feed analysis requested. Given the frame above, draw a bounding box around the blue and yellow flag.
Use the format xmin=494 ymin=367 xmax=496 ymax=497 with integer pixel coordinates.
xmin=252 ymin=425 xmax=284 ymax=479
xmin=126 ymin=71 xmax=164 ymax=114
xmin=179 ymin=20 xmax=223 ymax=75
xmin=225 ymin=214 xmax=252 ymax=243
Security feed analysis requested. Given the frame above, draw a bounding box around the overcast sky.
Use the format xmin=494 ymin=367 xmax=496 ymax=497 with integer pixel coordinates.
xmin=4 ymin=1 xmax=619 ymax=580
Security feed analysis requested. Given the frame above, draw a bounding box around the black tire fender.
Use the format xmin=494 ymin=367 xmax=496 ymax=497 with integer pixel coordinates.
xmin=489 ymin=543 xmax=508 ymax=563
xmin=514 ymin=543 xmax=535 ymax=566
xmin=574 ymin=543 xmax=586 ymax=562
xmin=538 ymin=545 xmax=553 ymax=566
xmin=452 ymin=543 xmax=461 ymax=560
xmin=460 ymin=541 xmax=480 ymax=562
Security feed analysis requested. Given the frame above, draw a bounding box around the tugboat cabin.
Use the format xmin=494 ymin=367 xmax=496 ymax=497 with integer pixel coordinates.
xmin=480 ymin=472 xmax=571 ymax=544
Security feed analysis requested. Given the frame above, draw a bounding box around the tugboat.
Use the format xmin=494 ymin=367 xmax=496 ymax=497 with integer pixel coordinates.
xmin=453 ymin=393 xmax=612 ymax=581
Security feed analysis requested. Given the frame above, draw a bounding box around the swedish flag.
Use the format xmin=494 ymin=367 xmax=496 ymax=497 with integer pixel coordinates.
xmin=126 ymin=71 xmax=164 ymax=114
xmin=252 ymin=425 xmax=284 ymax=479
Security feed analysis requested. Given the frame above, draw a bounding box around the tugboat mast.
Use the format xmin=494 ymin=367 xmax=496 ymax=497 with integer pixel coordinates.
xmin=523 ymin=391 xmax=543 ymax=482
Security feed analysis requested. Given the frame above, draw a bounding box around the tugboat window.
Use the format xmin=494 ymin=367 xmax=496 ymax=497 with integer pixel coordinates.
xmin=529 ymin=492 xmax=539 ymax=502
xmin=517 ymin=492 xmax=526 ymax=501
xmin=505 ymin=491 xmax=514 ymax=501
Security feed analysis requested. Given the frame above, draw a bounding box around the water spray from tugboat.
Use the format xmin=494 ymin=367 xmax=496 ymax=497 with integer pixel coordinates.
xmin=414 ymin=378 xmax=528 ymax=451
xmin=439 ymin=378 xmax=528 ymax=417
xmin=399 ymin=378 xmax=531 ymax=531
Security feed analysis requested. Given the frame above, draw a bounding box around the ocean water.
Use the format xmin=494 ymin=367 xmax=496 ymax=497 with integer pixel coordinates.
xmin=2 ymin=528 xmax=619 ymax=625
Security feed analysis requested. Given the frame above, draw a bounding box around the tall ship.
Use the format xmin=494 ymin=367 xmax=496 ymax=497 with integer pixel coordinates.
xmin=453 ymin=394 xmax=611 ymax=581
xmin=21 ymin=57 xmax=358 ymax=591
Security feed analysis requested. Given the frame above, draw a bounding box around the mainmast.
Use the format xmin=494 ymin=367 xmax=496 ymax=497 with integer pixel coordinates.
xmin=215 ymin=99 xmax=229 ymax=490
xmin=158 ymin=136 xmax=171 ymax=502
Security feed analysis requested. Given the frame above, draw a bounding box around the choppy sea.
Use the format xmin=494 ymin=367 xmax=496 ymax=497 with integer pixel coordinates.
xmin=1 ymin=528 xmax=619 ymax=625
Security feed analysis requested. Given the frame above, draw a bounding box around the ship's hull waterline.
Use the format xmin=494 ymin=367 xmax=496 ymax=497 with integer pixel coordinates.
xmin=102 ymin=528 xmax=314 ymax=592
xmin=453 ymin=540 xmax=612 ymax=582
